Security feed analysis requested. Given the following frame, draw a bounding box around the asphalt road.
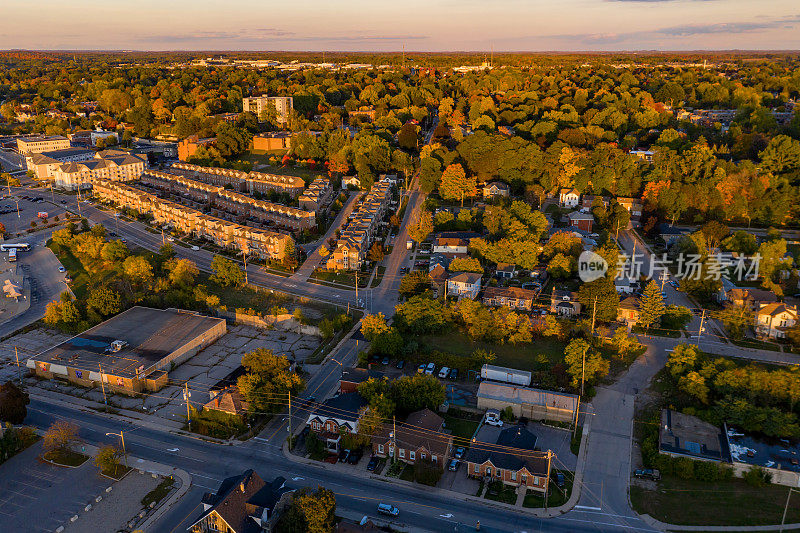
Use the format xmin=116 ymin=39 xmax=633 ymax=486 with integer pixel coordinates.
xmin=24 ymin=398 xmax=656 ymax=533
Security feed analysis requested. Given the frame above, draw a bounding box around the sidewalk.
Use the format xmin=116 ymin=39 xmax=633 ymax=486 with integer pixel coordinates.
xmin=640 ymin=513 xmax=800 ymax=532
xmin=280 ymin=411 xmax=592 ymax=519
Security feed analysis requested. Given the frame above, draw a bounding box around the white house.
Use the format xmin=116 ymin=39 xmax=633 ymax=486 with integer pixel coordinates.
xmin=756 ymin=303 xmax=797 ymax=339
xmin=446 ymin=272 xmax=482 ymax=299
xmin=558 ymin=188 xmax=580 ymax=208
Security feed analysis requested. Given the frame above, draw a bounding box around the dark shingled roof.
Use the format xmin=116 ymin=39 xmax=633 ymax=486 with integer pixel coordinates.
xmin=465 ymin=425 xmax=549 ymax=475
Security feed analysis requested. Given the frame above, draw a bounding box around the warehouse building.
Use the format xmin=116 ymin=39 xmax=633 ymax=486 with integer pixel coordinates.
xmin=27 ymin=307 xmax=226 ymax=394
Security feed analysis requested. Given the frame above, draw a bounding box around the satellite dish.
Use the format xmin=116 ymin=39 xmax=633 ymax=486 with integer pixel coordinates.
xmin=359 ymin=516 xmax=368 ymax=526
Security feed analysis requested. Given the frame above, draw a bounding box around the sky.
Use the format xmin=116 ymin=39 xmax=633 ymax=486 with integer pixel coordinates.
xmin=2 ymin=0 xmax=800 ymax=51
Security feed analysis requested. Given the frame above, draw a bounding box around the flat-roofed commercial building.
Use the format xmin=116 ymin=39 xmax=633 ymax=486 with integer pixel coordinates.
xmin=243 ymin=96 xmax=293 ymax=124
xmin=27 ymin=307 xmax=226 ymax=394
xmin=16 ymin=135 xmax=71 ymax=155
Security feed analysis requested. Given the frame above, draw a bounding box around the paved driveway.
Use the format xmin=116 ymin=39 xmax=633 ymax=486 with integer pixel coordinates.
xmin=0 ymin=442 xmax=109 ymax=533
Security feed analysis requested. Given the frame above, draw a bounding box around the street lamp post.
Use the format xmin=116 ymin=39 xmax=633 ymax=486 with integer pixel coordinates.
xmin=105 ymin=431 xmax=127 ymax=467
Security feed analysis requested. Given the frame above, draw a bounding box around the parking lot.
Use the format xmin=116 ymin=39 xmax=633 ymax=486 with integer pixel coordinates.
xmin=0 ymin=192 xmax=70 ymax=237
xmin=0 ymin=442 xmax=109 ymax=533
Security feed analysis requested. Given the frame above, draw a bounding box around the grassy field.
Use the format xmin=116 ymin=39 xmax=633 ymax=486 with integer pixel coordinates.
xmin=50 ymin=245 xmax=122 ymax=300
xmin=523 ymin=471 xmax=573 ymax=508
xmin=630 ymin=476 xmax=800 ymax=526
xmin=485 ymin=480 xmax=517 ymax=504
xmin=309 ymin=268 xmax=371 ymax=289
xmin=419 ymin=331 xmax=567 ymax=373
xmin=442 ymin=413 xmax=480 ymax=441
xmin=43 ymin=449 xmax=89 ymax=467
xmin=731 ymin=338 xmax=783 ymax=352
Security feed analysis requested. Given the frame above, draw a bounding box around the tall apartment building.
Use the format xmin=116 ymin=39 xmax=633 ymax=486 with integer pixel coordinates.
xmin=326 ymin=177 xmax=394 ymax=270
xmin=243 ymin=96 xmax=293 ymax=124
xmin=93 ymin=180 xmax=292 ymax=260
xmin=169 ymin=162 xmax=305 ymax=197
xmin=25 ymin=147 xmax=95 ymax=180
xmin=16 ymin=135 xmax=71 ymax=155
xmin=140 ymin=170 xmax=315 ymax=231
xmin=50 ymin=151 xmax=147 ymax=191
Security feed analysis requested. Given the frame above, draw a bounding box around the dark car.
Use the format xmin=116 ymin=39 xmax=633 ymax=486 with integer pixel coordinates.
xmin=555 ymin=472 xmax=566 ymax=487
xmin=381 ymin=357 xmax=390 ymax=365
xmin=453 ymin=447 xmax=465 ymax=460
xmin=338 ymin=448 xmax=351 ymax=463
xmin=448 ymin=459 xmax=460 ymax=471
xmin=400 ymin=267 xmax=409 ymax=274
xmin=109 ymin=231 xmax=117 ymax=237
xmin=634 ymin=468 xmax=661 ymax=481
xmin=347 ymin=449 xmax=363 ymax=464
xmin=60 ymin=200 xmax=67 ymax=204
xmin=395 ymin=360 xmax=405 ymax=370
xmin=449 ymin=368 xmax=458 ymax=380
xmin=366 ymin=456 xmax=379 ymax=471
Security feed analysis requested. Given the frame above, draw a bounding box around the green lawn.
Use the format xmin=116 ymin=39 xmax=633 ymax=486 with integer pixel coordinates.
xmin=484 ymin=480 xmax=517 ymax=504
xmin=632 ymin=325 xmax=682 ymax=338
xmin=43 ymin=449 xmax=89 ymax=467
xmin=731 ymin=338 xmax=783 ymax=352
xmin=48 ymin=245 xmax=120 ymax=301
xmin=419 ymin=331 xmax=567 ymax=373
xmin=442 ymin=414 xmax=479 ymax=441
xmin=630 ymin=476 xmax=800 ymax=526
xmin=309 ymin=269 xmax=371 ymax=289
xmin=523 ymin=471 xmax=573 ymax=508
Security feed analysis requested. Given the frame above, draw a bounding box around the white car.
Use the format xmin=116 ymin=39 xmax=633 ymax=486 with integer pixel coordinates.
xmin=425 ymin=362 xmax=435 ymax=375
xmin=58 ymin=266 xmax=66 ymax=273
xmin=167 ymin=236 xmax=175 ymax=242
xmin=191 ymin=245 xmax=200 ymax=251
xmin=438 ymin=367 xmax=450 ymax=379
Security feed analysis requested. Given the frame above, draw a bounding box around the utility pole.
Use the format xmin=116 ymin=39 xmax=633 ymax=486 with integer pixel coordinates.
xmin=391 ymin=415 xmax=397 ymax=463
xmin=14 ymin=345 xmax=22 ymax=386
xmin=697 ymin=309 xmax=706 ymax=348
xmin=99 ymin=364 xmax=108 ymax=409
xmin=544 ymin=450 xmax=553 ymax=510
xmin=161 ymin=227 xmax=165 ymax=246
xmin=590 ymin=296 xmax=597 ymax=337
xmin=287 ymin=389 xmax=292 ymax=445
xmin=355 ymin=270 xmax=359 ymax=308
xmin=780 ymin=488 xmax=797 ymax=533
xmin=572 ymin=399 xmax=581 ymax=439
xmin=185 ymin=382 xmax=192 ymax=431
xmin=580 ymin=345 xmax=587 ymax=397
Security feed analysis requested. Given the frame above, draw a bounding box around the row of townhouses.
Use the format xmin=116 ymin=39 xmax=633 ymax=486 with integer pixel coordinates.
xmin=49 ymin=150 xmax=148 ymax=191
xmin=169 ymin=162 xmax=305 ymax=197
xmin=92 ymin=179 xmax=293 ymax=260
xmin=298 ymin=176 xmax=335 ymax=214
xmin=140 ymin=170 xmax=316 ymax=231
xmin=325 ymin=177 xmax=395 ymax=270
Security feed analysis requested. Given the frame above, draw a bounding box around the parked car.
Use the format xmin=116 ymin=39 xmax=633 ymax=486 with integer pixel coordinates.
xmin=438 ymin=367 xmax=450 ymax=379
xmin=449 ymin=368 xmax=458 ymax=380
xmin=417 ymin=363 xmax=426 ymax=374
xmin=366 ymin=456 xmax=379 ymax=471
xmin=634 ymin=468 xmax=661 ymax=481
xmin=338 ymin=449 xmax=351 ymax=463
xmin=377 ymin=503 xmax=399 ymax=517
xmin=555 ymin=472 xmax=566 ymax=487
xmin=400 ymin=267 xmax=409 ymax=274
xmin=448 ymin=459 xmax=460 ymax=472
xmin=395 ymin=360 xmax=405 ymax=370
xmin=425 ymin=362 xmax=436 ymax=375
xmin=381 ymin=357 xmax=390 ymax=365
xmin=58 ymin=266 xmax=66 ymax=273
xmin=453 ymin=447 xmax=465 ymax=460
xmin=60 ymin=200 xmax=67 ymax=204
xmin=191 ymin=245 xmax=200 ymax=251
xmin=347 ymin=449 xmax=363 ymax=464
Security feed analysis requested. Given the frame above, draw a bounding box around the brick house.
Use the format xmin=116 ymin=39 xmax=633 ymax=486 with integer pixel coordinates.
xmin=482 ymin=286 xmax=537 ymax=312
xmin=464 ymin=425 xmax=551 ymax=492
xmin=568 ymin=211 xmax=594 ymax=233
xmin=188 ymin=470 xmax=293 ymax=533
xmin=617 ymin=296 xmax=641 ymax=326
xmin=371 ymin=409 xmax=452 ymax=468
xmin=306 ymin=392 xmax=367 ymax=452
xmin=339 ymin=367 xmax=385 ymax=395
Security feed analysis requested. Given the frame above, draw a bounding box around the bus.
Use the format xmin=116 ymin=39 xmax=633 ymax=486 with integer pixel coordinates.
xmin=0 ymin=243 xmax=31 ymax=252
xmin=8 ymin=249 xmax=16 ymax=262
